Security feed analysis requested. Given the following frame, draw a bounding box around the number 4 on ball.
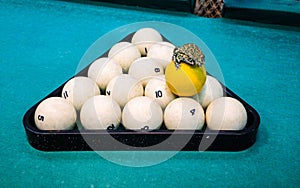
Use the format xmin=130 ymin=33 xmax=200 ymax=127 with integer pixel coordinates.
xmin=190 ymin=109 xmax=195 ymax=116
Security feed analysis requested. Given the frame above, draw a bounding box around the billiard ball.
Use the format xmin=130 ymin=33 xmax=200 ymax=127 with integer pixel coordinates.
xmin=165 ymin=60 xmax=207 ymax=97
xmin=131 ymin=28 xmax=163 ymax=56
xmin=122 ymin=96 xmax=163 ymax=131
xmin=147 ymin=41 xmax=175 ymax=68
xmin=144 ymin=75 xmax=176 ymax=109
xmin=193 ymin=75 xmax=224 ymax=108
xmin=206 ymin=97 xmax=247 ymax=130
xmin=34 ymin=97 xmax=76 ymax=130
xmin=80 ymin=95 xmax=121 ymax=130
xmin=108 ymin=42 xmax=141 ymax=73
xmin=88 ymin=57 xmax=122 ymax=91
xmin=106 ymin=74 xmax=144 ymax=108
xmin=164 ymin=97 xmax=205 ymax=130
xmin=128 ymin=57 xmax=164 ymax=86
xmin=165 ymin=44 xmax=207 ymax=97
xmin=61 ymin=76 xmax=100 ymax=110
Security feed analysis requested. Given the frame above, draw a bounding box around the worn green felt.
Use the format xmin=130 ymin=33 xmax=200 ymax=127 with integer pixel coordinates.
xmin=226 ymin=0 xmax=300 ymax=13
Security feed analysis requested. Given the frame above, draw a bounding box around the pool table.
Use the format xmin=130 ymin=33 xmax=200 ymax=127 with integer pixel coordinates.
xmin=1 ymin=0 xmax=299 ymax=187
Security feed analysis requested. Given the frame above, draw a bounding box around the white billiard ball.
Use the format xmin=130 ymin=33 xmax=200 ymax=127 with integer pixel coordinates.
xmin=206 ymin=97 xmax=247 ymax=130
xmin=144 ymin=76 xmax=176 ymax=109
xmin=80 ymin=95 xmax=121 ymax=130
xmin=164 ymin=97 xmax=205 ymax=130
xmin=128 ymin=57 xmax=164 ymax=86
xmin=147 ymin=42 xmax=175 ymax=68
xmin=88 ymin=57 xmax=122 ymax=91
xmin=122 ymin=96 xmax=163 ymax=131
xmin=106 ymin=74 xmax=143 ymax=108
xmin=193 ymin=75 xmax=224 ymax=108
xmin=131 ymin=28 xmax=163 ymax=56
xmin=108 ymin=42 xmax=141 ymax=73
xmin=61 ymin=76 xmax=100 ymax=110
xmin=34 ymin=97 xmax=77 ymax=130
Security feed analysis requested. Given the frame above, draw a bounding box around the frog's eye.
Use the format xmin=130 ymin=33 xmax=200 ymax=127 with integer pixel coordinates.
xmin=176 ymin=54 xmax=184 ymax=62
xmin=173 ymin=47 xmax=179 ymax=54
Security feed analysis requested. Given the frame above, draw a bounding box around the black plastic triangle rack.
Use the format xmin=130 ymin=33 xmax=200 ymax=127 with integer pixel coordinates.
xmin=23 ymin=33 xmax=260 ymax=152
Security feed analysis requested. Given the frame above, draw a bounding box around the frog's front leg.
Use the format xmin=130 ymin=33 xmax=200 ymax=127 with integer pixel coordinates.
xmin=172 ymin=49 xmax=182 ymax=69
xmin=175 ymin=61 xmax=181 ymax=69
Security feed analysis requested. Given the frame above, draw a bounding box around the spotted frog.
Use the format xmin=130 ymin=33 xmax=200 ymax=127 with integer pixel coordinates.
xmin=172 ymin=43 xmax=205 ymax=69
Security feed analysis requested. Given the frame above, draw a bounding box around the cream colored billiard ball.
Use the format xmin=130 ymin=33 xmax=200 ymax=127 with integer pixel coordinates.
xmin=80 ymin=95 xmax=121 ymax=130
xmin=106 ymin=74 xmax=144 ymax=108
xmin=147 ymin=41 xmax=175 ymax=68
xmin=88 ymin=57 xmax=122 ymax=90
xmin=164 ymin=97 xmax=205 ymax=130
xmin=122 ymin=96 xmax=163 ymax=131
xmin=206 ymin=97 xmax=247 ymax=130
xmin=108 ymin=42 xmax=141 ymax=73
xmin=131 ymin=28 xmax=163 ymax=55
xmin=61 ymin=76 xmax=100 ymax=110
xmin=144 ymin=76 xmax=176 ymax=109
xmin=34 ymin=97 xmax=77 ymax=130
xmin=193 ymin=75 xmax=224 ymax=108
xmin=128 ymin=57 xmax=164 ymax=86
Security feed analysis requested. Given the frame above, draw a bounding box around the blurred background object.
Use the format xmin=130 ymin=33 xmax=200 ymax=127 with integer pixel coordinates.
xmin=194 ymin=0 xmax=224 ymax=18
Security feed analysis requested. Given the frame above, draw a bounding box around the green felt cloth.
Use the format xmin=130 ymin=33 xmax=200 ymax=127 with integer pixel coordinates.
xmin=226 ymin=0 xmax=300 ymax=13
xmin=0 ymin=0 xmax=299 ymax=187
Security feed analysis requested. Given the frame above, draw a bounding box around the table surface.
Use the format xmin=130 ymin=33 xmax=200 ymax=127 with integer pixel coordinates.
xmin=226 ymin=0 xmax=300 ymax=13
xmin=1 ymin=0 xmax=299 ymax=187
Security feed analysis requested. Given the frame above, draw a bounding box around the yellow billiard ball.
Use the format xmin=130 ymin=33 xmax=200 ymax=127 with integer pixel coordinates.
xmin=165 ymin=43 xmax=207 ymax=97
xmin=165 ymin=61 xmax=206 ymax=97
